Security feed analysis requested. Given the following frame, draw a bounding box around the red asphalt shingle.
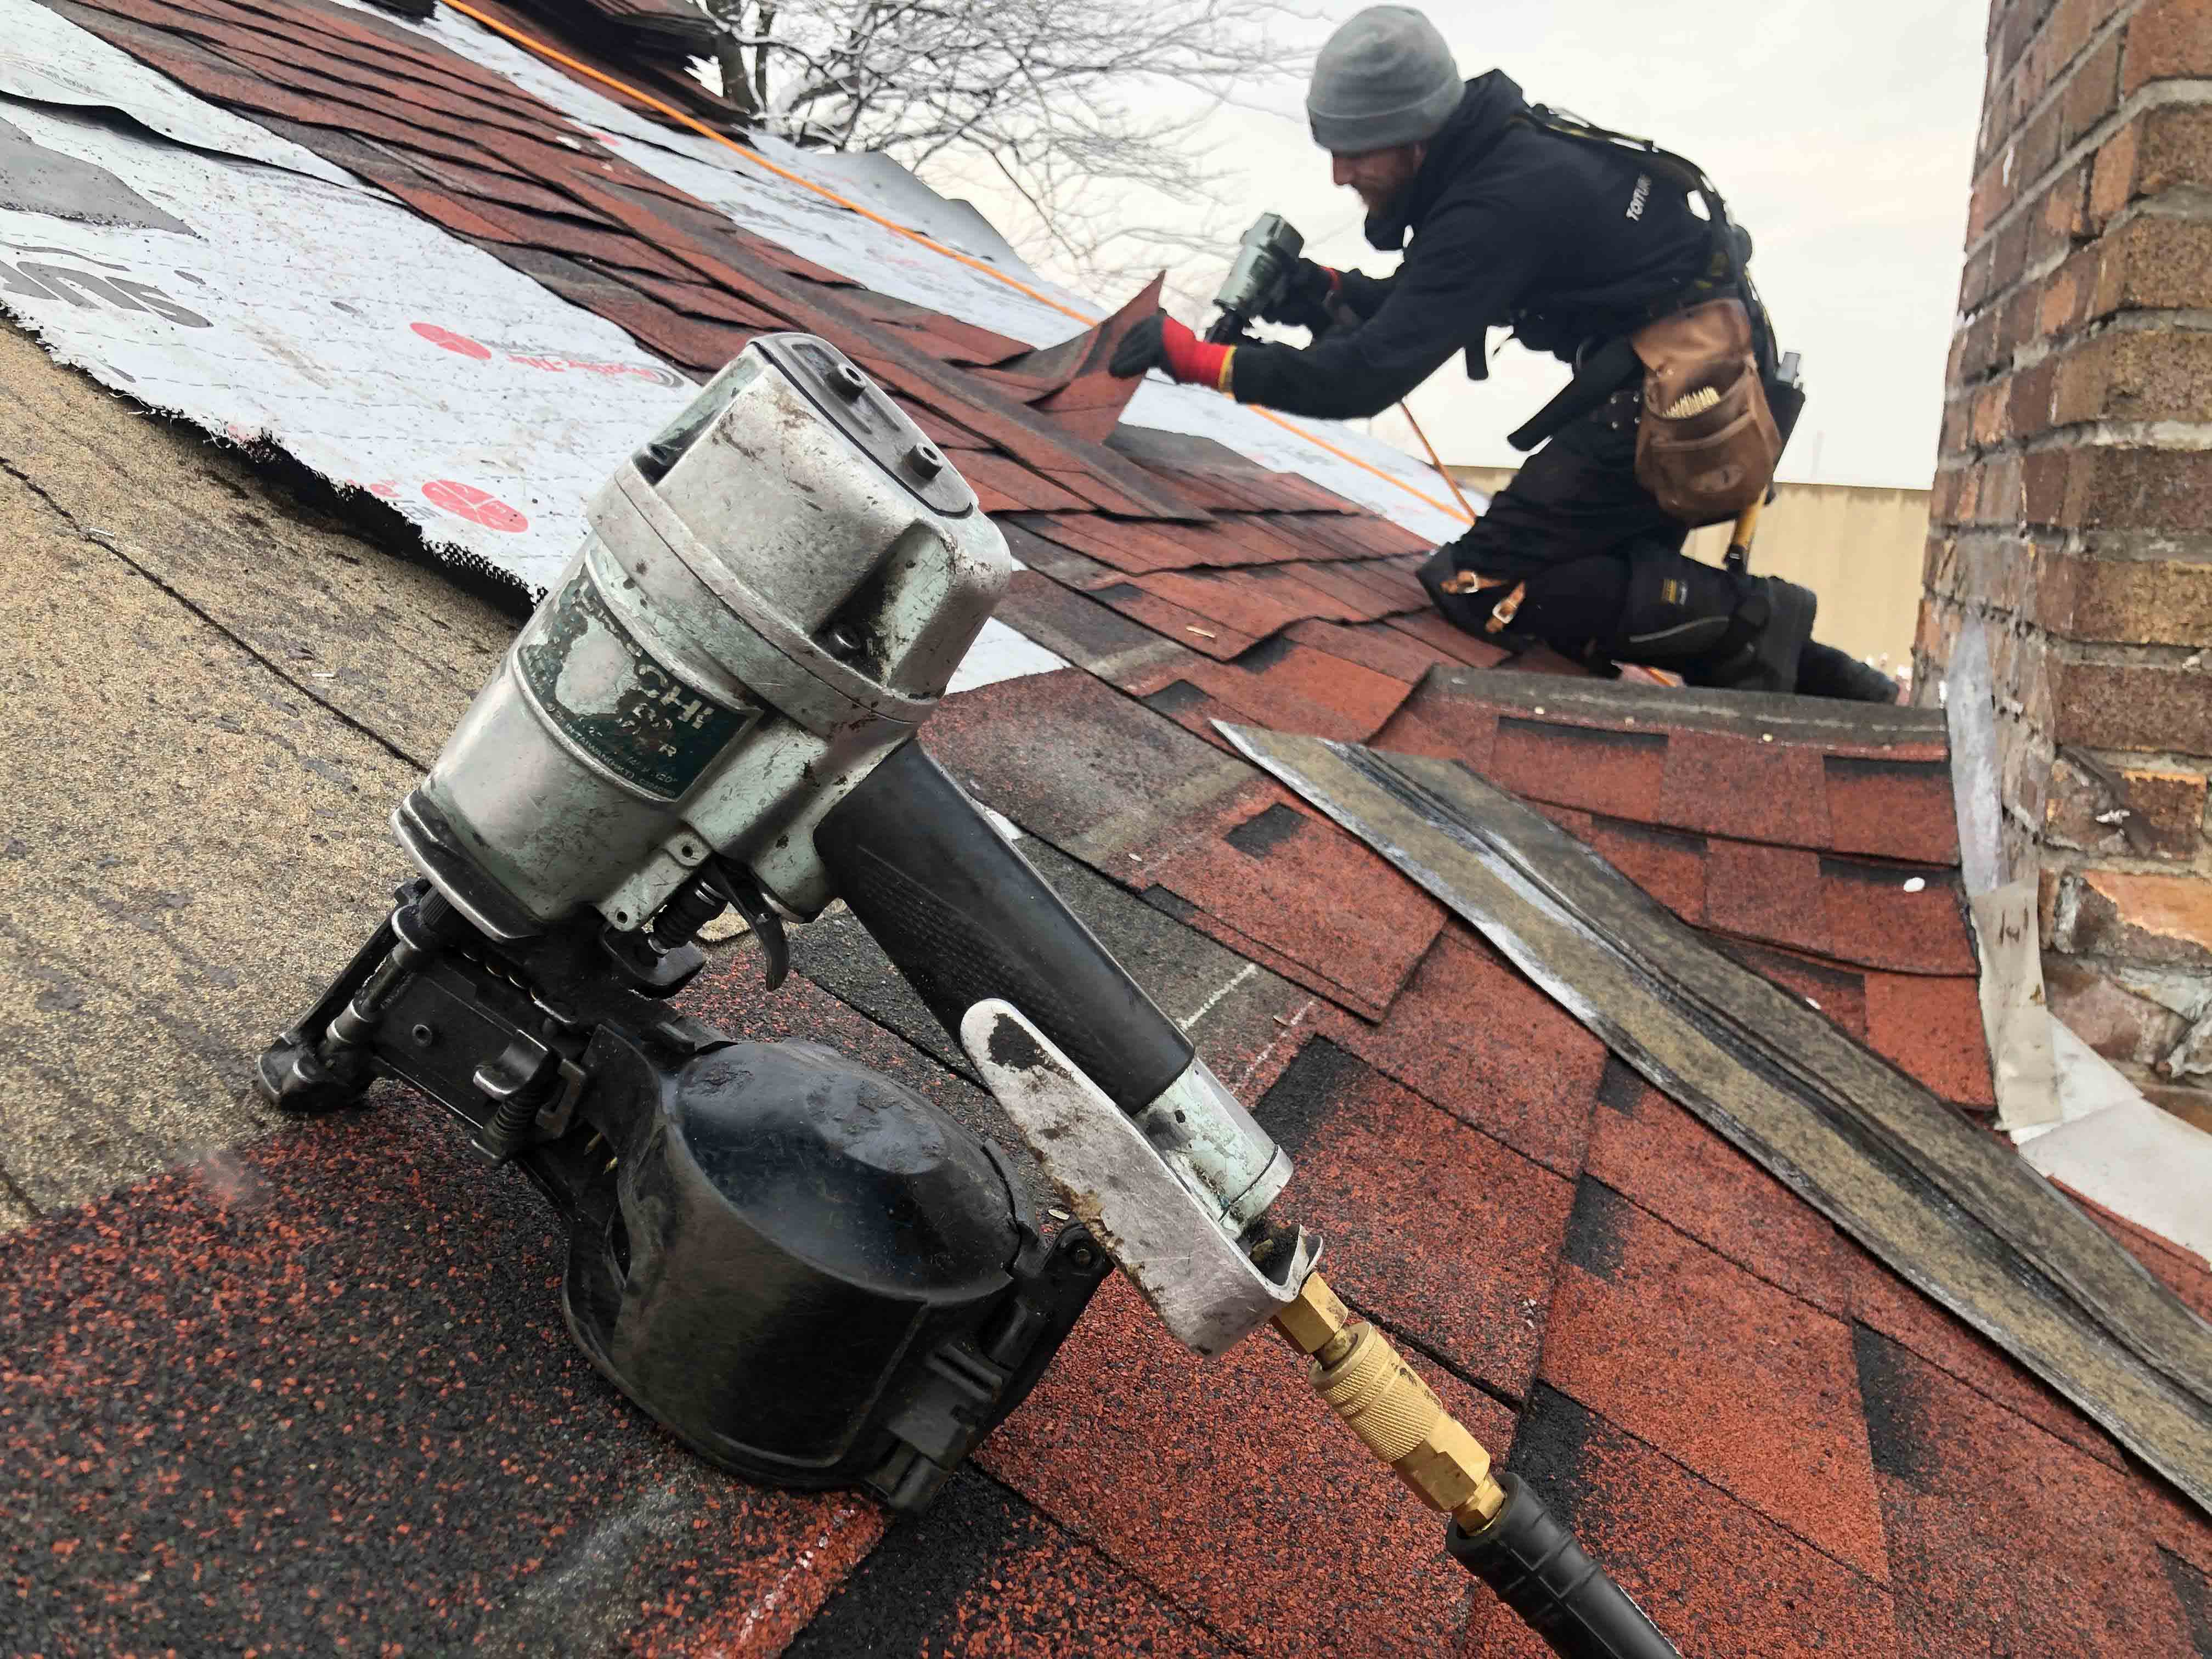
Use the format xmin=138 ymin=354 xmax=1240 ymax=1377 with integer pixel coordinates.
xmin=1256 ymin=1039 xmax=1576 ymax=1399
xmin=1319 ymin=922 xmax=1610 ymax=1177
xmin=1463 ymin=1387 xmax=1902 ymax=1659
xmin=978 ymin=1277 xmax=1519 ymax=1659
xmin=1858 ymin=1322 xmax=2212 ymax=1658
xmin=1542 ymin=1182 xmax=1891 ymax=1581
xmin=1583 ymin=1060 xmax=1860 ymax=1316
xmin=1128 ymin=783 xmax=1446 ymax=1019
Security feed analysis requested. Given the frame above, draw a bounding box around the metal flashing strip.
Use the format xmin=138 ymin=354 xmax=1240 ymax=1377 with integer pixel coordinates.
xmin=1221 ymin=723 xmax=2212 ymax=1518
xmin=1420 ymin=663 xmax=1948 ymax=749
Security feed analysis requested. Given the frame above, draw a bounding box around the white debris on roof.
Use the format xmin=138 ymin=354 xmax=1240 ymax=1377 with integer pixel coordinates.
xmin=324 ymin=0 xmax=1474 ymax=544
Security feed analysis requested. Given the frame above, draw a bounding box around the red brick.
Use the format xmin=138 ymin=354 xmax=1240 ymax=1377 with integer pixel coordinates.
xmin=2062 ymin=32 xmax=2125 ymax=145
xmin=1970 ymin=377 xmax=2010 ymax=446
xmin=1321 ymin=924 xmax=1608 ymax=1176
xmin=979 ymin=1276 xmax=1517 ymax=1659
xmin=1584 ymin=1060 xmax=1858 ymax=1314
xmin=2138 ymin=100 xmax=2212 ymax=196
xmin=2055 ymin=329 xmax=2212 ymax=426
xmin=1863 ymin=970 xmax=1998 ymax=1106
xmin=2123 ymin=0 xmax=2212 ymax=92
xmin=2091 ymin=115 xmax=2142 ymax=226
xmin=2027 ymin=160 xmax=2091 ymax=262
xmin=1255 ymin=1040 xmax=1576 ymax=1397
xmin=1453 ymin=1389 xmax=1900 ymax=1659
xmin=2038 ymin=245 xmax=2102 ymax=338
xmin=2111 ymin=215 xmax=2212 ymax=310
xmin=2055 ymin=659 xmax=2212 ymax=753
xmin=1540 ymin=1186 xmax=1890 ymax=1577
xmin=2064 ymin=552 xmax=2212 ymax=642
xmin=1857 ymin=1323 xmax=2204 ymax=1657
xmin=2006 ymin=354 xmax=2058 ymax=431
xmin=2055 ymin=867 xmax=2212 ymax=964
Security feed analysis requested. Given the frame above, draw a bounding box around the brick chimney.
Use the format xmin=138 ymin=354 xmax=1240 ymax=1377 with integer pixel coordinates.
xmin=1917 ymin=0 xmax=2212 ymax=1125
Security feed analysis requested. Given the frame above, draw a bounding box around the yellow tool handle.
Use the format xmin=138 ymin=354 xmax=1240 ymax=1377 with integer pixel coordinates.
xmin=1724 ymin=495 xmax=1764 ymax=573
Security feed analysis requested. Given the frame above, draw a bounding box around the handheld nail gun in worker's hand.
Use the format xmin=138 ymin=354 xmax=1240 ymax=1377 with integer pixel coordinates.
xmin=1206 ymin=212 xmax=1334 ymax=343
xmin=261 ymin=335 xmax=1677 ymax=1659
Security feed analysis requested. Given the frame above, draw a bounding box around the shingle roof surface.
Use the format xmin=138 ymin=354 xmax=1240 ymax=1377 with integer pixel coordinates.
xmin=10 ymin=1 xmax=2212 ymax=1653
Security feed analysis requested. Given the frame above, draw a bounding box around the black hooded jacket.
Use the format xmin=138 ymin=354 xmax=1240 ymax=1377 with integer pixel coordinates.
xmin=1227 ymin=72 xmax=1720 ymax=422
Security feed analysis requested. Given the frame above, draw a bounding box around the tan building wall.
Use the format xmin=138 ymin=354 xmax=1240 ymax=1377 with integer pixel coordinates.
xmin=1447 ymin=467 xmax=1930 ymax=670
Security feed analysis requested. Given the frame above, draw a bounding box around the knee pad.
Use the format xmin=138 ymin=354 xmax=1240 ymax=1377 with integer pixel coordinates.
xmin=1613 ymin=557 xmax=1740 ymax=664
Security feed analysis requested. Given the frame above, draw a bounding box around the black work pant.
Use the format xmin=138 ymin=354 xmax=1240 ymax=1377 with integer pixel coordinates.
xmin=1421 ymin=396 xmax=1693 ymax=657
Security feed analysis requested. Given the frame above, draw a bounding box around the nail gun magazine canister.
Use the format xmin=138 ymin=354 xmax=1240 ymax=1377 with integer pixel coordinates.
xmin=399 ymin=334 xmax=1011 ymax=940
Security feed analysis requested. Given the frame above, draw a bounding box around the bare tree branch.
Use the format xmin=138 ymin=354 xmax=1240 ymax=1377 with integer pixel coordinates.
xmin=695 ymin=0 xmax=1321 ymax=299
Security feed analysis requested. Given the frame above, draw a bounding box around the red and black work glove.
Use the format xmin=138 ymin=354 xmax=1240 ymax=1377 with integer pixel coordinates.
xmin=1110 ymin=312 xmax=1235 ymax=392
xmin=1256 ymin=258 xmax=1344 ymax=336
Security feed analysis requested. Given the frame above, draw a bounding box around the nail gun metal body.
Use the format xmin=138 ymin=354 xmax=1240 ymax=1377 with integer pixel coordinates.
xmin=259 ymin=335 xmax=1313 ymax=1510
xmin=1206 ymin=212 xmax=1303 ymax=344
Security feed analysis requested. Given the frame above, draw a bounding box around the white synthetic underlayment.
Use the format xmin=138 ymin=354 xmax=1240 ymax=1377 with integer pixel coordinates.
xmin=0 ymin=7 xmax=692 ymax=591
xmin=0 ymin=2 xmax=1060 ymax=688
xmin=323 ymin=0 xmax=1475 ymax=544
xmin=0 ymin=16 xmax=351 ymax=185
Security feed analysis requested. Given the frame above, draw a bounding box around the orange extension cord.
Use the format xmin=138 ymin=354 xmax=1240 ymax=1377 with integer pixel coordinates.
xmin=436 ymin=0 xmax=1478 ymax=524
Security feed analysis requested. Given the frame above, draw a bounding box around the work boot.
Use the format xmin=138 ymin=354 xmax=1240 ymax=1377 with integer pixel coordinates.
xmin=1796 ymin=641 xmax=1899 ymax=703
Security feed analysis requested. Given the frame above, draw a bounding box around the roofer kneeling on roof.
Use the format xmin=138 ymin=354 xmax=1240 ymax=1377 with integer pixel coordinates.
xmin=1110 ymin=5 xmax=1897 ymax=704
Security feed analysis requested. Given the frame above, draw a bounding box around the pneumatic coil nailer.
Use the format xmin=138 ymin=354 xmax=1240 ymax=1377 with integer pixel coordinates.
xmin=261 ymin=334 xmax=1678 ymax=1658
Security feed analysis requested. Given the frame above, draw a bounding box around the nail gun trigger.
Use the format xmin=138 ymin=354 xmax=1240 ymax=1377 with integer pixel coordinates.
xmin=706 ymin=861 xmax=790 ymax=991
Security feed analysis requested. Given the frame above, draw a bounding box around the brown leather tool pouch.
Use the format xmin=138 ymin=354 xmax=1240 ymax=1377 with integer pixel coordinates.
xmin=1630 ymin=297 xmax=1779 ymax=524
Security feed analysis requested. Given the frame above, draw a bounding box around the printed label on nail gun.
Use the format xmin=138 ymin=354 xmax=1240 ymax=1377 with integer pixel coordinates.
xmin=518 ymin=573 xmax=755 ymax=799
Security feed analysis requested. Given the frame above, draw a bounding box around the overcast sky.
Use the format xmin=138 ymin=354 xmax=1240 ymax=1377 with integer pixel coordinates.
xmin=943 ymin=2 xmax=1989 ymax=488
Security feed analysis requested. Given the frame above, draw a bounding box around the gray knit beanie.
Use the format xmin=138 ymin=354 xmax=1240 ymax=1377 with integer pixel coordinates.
xmin=1306 ymin=7 xmax=1462 ymax=154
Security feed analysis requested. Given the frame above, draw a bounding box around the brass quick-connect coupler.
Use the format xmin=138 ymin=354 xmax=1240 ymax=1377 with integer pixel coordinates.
xmin=1272 ymin=1272 xmax=1507 ymax=1530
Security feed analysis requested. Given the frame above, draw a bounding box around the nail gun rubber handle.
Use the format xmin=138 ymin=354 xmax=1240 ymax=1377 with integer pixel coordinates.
xmin=816 ymin=740 xmax=1195 ymax=1114
xmin=1448 ymin=1476 xmax=1681 ymax=1659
